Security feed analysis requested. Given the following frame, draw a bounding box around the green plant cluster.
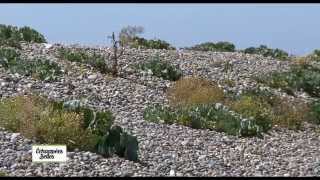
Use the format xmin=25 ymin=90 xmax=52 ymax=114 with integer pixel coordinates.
xmin=185 ymin=41 xmax=236 ymax=52
xmin=130 ymin=36 xmax=176 ymax=50
xmin=143 ymin=103 xmax=269 ymax=137
xmin=0 ymin=47 xmax=62 ymax=81
xmin=57 ymin=47 xmax=110 ymax=74
xmin=256 ymin=63 xmax=320 ymax=98
xmin=136 ymin=55 xmax=182 ymax=81
xmin=0 ymin=24 xmax=46 ymax=49
xmin=242 ymin=45 xmax=289 ymax=60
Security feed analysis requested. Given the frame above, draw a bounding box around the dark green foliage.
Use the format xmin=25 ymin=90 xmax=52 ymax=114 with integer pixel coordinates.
xmin=0 ymin=24 xmax=46 ymax=48
xmin=58 ymin=47 xmax=110 ymax=74
xmin=131 ymin=36 xmax=175 ymax=50
xmin=186 ymin=41 xmax=236 ymax=52
xmin=143 ymin=103 xmax=269 ymax=137
xmin=95 ymin=125 xmax=139 ymax=162
xmin=136 ymin=55 xmax=182 ymax=81
xmin=242 ymin=45 xmax=289 ymax=60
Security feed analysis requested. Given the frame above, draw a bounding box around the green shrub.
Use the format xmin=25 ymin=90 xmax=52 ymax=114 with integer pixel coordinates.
xmin=131 ymin=36 xmax=175 ymax=50
xmin=58 ymin=47 xmax=110 ymax=74
xmin=143 ymin=103 xmax=269 ymax=137
xmin=230 ymin=95 xmax=273 ymax=133
xmin=242 ymin=45 xmax=289 ymax=60
xmin=186 ymin=41 xmax=236 ymax=52
xmin=230 ymin=88 xmax=311 ymax=130
xmin=136 ymin=55 xmax=182 ymax=81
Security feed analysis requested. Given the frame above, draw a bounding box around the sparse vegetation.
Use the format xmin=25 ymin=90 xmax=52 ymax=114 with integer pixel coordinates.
xmin=57 ymin=47 xmax=110 ymax=74
xmin=0 ymin=47 xmax=62 ymax=81
xmin=136 ymin=55 xmax=182 ymax=81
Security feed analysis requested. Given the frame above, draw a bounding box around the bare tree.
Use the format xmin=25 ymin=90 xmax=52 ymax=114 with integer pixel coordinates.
xmin=108 ymin=32 xmax=124 ymax=77
xmin=119 ymin=25 xmax=144 ymax=47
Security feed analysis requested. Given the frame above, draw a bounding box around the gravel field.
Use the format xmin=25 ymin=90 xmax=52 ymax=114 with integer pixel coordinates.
xmin=0 ymin=43 xmax=319 ymax=176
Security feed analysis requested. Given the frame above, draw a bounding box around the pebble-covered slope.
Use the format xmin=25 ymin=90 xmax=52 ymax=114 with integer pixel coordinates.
xmin=0 ymin=43 xmax=319 ymax=176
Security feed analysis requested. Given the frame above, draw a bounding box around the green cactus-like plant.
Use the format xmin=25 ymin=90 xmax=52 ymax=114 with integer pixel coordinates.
xmin=95 ymin=125 xmax=139 ymax=161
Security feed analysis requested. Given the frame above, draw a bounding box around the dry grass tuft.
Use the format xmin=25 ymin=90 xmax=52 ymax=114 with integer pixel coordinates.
xmin=167 ymin=76 xmax=225 ymax=107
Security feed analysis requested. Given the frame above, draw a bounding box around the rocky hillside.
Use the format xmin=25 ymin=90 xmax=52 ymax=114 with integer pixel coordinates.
xmin=0 ymin=43 xmax=319 ymax=177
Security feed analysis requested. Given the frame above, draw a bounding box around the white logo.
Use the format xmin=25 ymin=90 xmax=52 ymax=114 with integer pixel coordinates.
xmin=32 ymin=145 xmax=67 ymax=163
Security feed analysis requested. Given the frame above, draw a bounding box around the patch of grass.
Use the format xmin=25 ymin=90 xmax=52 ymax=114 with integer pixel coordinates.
xmin=167 ymin=77 xmax=225 ymax=107
xmin=136 ymin=55 xmax=182 ymax=81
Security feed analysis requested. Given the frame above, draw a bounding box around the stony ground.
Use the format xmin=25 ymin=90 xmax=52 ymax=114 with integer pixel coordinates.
xmin=0 ymin=43 xmax=319 ymax=176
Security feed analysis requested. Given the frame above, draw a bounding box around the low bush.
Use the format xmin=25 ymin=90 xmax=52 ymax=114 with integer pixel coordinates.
xmin=136 ymin=55 xmax=182 ymax=81
xmin=0 ymin=95 xmax=138 ymax=161
xmin=167 ymin=77 xmax=225 ymax=107
xmin=229 ymin=95 xmax=274 ymax=133
xmin=130 ymin=36 xmax=175 ymax=50
xmin=242 ymin=45 xmax=289 ymax=60
xmin=57 ymin=47 xmax=110 ymax=74
xmin=230 ymin=89 xmax=312 ymax=130
xmin=186 ymin=41 xmax=236 ymax=52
